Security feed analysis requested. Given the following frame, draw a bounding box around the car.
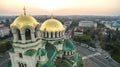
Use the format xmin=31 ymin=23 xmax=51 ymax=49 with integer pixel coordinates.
xmin=91 ymin=48 xmax=96 ymax=51
xmin=108 ymin=58 xmax=112 ymax=62
xmin=85 ymin=45 xmax=89 ymax=48
xmin=88 ymin=47 xmax=96 ymax=51
xmin=105 ymin=56 xmax=109 ymax=59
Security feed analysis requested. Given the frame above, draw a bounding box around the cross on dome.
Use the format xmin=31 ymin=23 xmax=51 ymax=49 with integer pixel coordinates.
xmin=23 ymin=6 xmax=26 ymax=15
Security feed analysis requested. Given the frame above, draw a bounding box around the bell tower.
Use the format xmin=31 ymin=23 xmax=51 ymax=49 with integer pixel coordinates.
xmin=9 ymin=7 xmax=42 ymax=67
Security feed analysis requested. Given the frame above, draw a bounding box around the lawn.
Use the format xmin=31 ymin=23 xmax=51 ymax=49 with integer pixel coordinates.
xmin=111 ymin=53 xmax=120 ymax=63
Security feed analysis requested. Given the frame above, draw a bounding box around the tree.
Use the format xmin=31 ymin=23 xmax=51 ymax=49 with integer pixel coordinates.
xmin=0 ymin=40 xmax=11 ymax=53
xmin=73 ymin=35 xmax=96 ymax=48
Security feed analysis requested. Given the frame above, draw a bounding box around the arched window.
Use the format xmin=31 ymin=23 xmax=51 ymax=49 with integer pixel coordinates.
xmin=25 ymin=29 xmax=31 ymax=40
xmin=47 ymin=32 xmax=49 ymax=38
xmin=36 ymin=63 xmax=39 ymax=67
xmin=18 ymin=62 xmax=27 ymax=67
xmin=18 ymin=62 xmax=21 ymax=67
xmin=67 ymin=51 xmax=69 ymax=55
xmin=51 ymin=32 xmax=53 ymax=38
xmin=34 ymin=32 xmax=37 ymax=38
xmin=43 ymin=32 xmax=45 ymax=38
xmin=21 ymin=63 xmax=24 ymax=67
xmin=64 ymin=52 xmax=66 ymax=55
xmin=17 ymin=29 xmax=21 ymax=40
xmin=34 ymin=27 xmax=37 ymax=38
xmin=24 ymin=64 xmax=27 ymax=67
xmin=19 ymin=53 xmax=23 ymax=58
xmin=59 ymin=32 xmax=60 ymax=37
xmin=55 ymin=32 xmax=57 ymax=38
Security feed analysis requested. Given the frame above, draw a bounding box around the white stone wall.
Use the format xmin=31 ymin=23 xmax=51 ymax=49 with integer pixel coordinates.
xmin=13 ymin=40 xmax=42 ymax=51
xmin=10 ymin=39 xmax=43 ymax=67
xmin=54 ymin=44 xmax=63 ymax=51
xmin=10 ymin=53 xmax=37 ymax=67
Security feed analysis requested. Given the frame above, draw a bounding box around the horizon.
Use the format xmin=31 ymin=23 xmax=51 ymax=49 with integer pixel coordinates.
xmin=0 ymin=0 xmax=120 ymax=16
xmin=0 ymin=14 xmax=120 ymax=17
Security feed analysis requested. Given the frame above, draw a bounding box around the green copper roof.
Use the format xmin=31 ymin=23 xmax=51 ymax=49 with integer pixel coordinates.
xmin=63 ymin=39 xmax=75 ymax=51
xmin=24 ymin=49 xmax=36 ymax=56
xmin=37 ymin=60 xmax=56 ymax=67
xmin=7 ymin=61 xmax=12 ymax=67
xmin=8 ymin=48 xmax=14 ymax=53
xmin=45 ymin=43 xmax=57 ymax=61
xmin=112 ymin=22 xmax=120 ymax=27
xmin=37 ymin=43 xmax=57 ymax=67
xmin=38 ymin=49 xmax=47 ymax=56
xmin=71 ymin=53 xmax=79 ymax=62
xmin=62 ymin=59 xmax=73 ymax=67
xmin=54 ymin=40 xmax=63 ymax=45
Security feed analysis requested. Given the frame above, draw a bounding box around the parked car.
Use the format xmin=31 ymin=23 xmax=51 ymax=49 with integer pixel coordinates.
xmin=105 ymin=56 xmax=109 ymax=59
xmin=89 ymin=47 xmax=96 ymax=51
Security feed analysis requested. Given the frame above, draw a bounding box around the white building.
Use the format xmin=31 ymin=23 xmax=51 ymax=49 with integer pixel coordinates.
xmin=79 ymin=21 xmax=97 ymax=28
xmin=103 ymin=21 xmax=120 ymax=31
xmin=0 ymin=24 xmax=10 ymax=37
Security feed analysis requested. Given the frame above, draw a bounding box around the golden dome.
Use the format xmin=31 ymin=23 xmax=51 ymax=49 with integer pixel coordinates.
xmin=40 ymin=18 xmax=65 ymax=32
xmin=10 ymin=15 xmax=39 ymax=29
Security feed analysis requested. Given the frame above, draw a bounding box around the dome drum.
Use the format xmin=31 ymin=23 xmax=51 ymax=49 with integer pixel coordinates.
xmin=40 ymin=30 xmax=64 ymax=40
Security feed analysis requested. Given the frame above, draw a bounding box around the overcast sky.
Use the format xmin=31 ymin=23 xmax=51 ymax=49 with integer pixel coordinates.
xmin=0 ymin=0 xmax=120 ymax=16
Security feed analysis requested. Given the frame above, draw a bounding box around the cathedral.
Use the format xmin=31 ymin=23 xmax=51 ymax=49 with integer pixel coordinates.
xmin=8 ymin=8 xmax=83 ymax=67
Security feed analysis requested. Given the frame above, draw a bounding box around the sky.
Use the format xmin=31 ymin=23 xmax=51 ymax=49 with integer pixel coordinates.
xmin=0 ymin=0 xmax=120 ymax=16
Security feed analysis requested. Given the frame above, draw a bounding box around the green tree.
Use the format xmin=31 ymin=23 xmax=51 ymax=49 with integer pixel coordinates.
xmin=0 ymin=40 xmax=11 ymax=53
xmin=73 ymin=35 xmax=96 ymax=48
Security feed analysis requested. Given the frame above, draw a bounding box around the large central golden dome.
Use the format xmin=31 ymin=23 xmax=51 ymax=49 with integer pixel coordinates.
xmin=10 ymin=15 xmax=39 ymax=29
xmin=40 ymin=18 xmax=65 ymax=32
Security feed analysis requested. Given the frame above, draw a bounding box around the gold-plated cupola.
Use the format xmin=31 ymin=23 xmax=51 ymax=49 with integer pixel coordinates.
xmin=40 ymin=18 xmax=65 ymax=32
xmin=10 ymin=7 xmax=39 ymax=30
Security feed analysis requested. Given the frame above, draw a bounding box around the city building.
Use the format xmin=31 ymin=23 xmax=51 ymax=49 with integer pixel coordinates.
xmin=8 ymin=8 xmax=83 ymax=67
xmin=64 ymin=20 xmax=72 ymax=29
xmin=78 ymin=21 xmax=97 ymax=28
xmin=73 ymin=21 xmax=97 ymax=36
xmin=111 ymin=22 xmax=120 ymax=31
xmin=103 ymin=21 xmax=114 ymax=29
xmin=0 ymin=24 xmax=10 ymax=38
xmin=103 ymin=21 xmax=120 ymax=31
xmin=73 ymin=27 xmax=83 ymax=36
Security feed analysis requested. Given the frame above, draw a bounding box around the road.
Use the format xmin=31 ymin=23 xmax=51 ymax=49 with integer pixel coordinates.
xmin=0 ymin=52 xmax=10 ymax=67
xmin=75 ymin=43 xmax=120 ymax=67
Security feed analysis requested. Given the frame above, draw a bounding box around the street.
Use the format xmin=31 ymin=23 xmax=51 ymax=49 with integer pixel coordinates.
xmin=75 ymin=42 xmax=120 ymax=67
xmin=0 ymin=52 xmax=10 ymax=67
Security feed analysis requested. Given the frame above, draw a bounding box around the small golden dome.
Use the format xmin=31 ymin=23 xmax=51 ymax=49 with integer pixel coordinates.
xmin=40 ymin=18 xmax=65 ymax=32
xmin=10 ymin=15 xmax=39 ymax=29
